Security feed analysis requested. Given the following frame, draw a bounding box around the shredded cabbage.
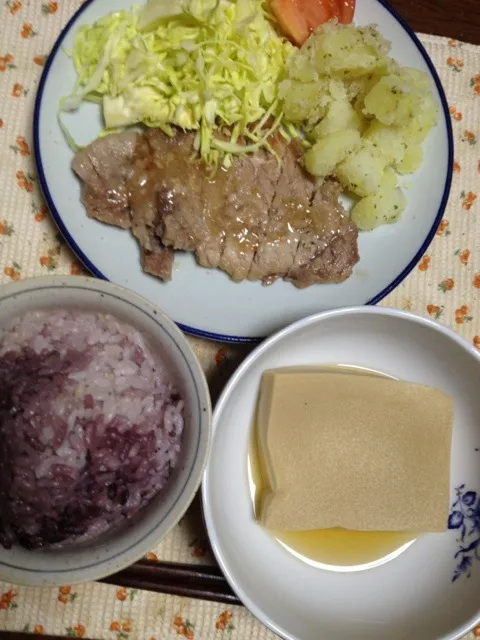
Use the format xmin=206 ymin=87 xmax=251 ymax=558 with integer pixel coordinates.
xmin=62 ymin=0 xmax=293 ymax=166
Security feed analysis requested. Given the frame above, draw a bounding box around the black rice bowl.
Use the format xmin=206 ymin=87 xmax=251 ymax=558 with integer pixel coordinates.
xmin=0 ymin=309 xmax=184 ymax=550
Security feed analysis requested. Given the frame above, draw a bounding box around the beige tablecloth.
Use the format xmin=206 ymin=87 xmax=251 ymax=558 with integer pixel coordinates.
xmin=0 ymin=1 xmax=480 ymax=638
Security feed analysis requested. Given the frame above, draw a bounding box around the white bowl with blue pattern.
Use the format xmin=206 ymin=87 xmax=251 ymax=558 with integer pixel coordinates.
xmin=203 ymin=306 xmax=480 ymax=640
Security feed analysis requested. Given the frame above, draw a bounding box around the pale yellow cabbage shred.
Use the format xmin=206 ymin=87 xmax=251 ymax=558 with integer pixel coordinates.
xmin=62 ymin=0 xmax=293 ymax=166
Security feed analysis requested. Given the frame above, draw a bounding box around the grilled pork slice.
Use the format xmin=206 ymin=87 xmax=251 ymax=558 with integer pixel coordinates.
xmin=72 ymin=129 xmax=359 ymax=287
xmin=287 ymin=181 xmax=360 ymax=288
xmin=216 ymin=134 xmax=289 ymax=281
xmin=139 ymin=130 xmax=289 ymax=280
xmin=73 ymin=131 xmax=174 ymax=280
xmin=72 ymin=131 xmax=138 ymax=229
xmin=126 ymin=133 xmax=178 ymax=281
xmin=248 ymin=139 xmax=318 ymax=282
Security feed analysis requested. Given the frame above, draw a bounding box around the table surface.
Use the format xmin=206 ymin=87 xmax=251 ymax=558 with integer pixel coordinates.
xmin=391 ymin=0 xmax=480 ymax=44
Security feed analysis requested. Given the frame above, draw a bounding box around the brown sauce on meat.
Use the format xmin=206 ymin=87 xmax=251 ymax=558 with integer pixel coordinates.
xmin=75 ymin=128 xmax=359 ymax=286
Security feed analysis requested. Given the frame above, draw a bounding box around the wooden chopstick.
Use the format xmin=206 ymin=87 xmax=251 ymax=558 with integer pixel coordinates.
xmin=99 ymin=560 xmax=241 ymax=606
xmin=1 ymin=562 xmax=241 ymax=640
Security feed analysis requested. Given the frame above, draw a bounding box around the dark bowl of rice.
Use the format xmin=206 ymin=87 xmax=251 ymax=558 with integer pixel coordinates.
xmin=0 ymin=276 xmax=211 ymax=586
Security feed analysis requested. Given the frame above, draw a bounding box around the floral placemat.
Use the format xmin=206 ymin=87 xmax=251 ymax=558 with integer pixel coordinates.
xmin=0 ymin=1 xmax=480 ymax=638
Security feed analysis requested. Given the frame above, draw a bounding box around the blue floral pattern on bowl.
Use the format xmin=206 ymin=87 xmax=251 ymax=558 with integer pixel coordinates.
xmin=448 ymin=485 xmax=480 ymax=582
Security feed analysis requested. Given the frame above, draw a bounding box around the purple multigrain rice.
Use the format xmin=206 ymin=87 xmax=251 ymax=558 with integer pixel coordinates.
xmin=0 ymin=309 xmax=184 ymax=550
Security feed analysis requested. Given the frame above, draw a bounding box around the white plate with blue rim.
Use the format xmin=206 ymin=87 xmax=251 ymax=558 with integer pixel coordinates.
xmin=34 ymin=0 xmax=453 ymax=343
xmin=202 ymin=307 xmax=480 ymax=640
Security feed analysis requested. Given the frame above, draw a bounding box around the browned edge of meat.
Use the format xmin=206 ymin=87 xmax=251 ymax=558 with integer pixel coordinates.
xmin=72 ymin=131 xmax=174 ymax=281
xmin=286 ymin=180 xmax=360 ymax=288
xmin=126 ymin=132 xmax=178 ymax=281
xmin=72 ymin=131 xmax=138 ymax=229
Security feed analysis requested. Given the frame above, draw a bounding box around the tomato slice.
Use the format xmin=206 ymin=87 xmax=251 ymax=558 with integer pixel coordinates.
xmin=270 ymin=0 xmax=311 ymax=46
xmin=326 ymin=0 xmax=341 ymax=20
xmin=270 ymin=0 xmax=333 ymax=46
xmin=301 ymin=0 xmax=334 ymax=29
xmin=270 ymin=0 xmax=355 ymax=46
xmin=337 ymin=0 xmax=355 ymax=24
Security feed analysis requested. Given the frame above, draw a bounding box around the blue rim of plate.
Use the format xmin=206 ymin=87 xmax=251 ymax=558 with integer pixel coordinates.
xmin=33 ymin=0 xmax=454 ymax=345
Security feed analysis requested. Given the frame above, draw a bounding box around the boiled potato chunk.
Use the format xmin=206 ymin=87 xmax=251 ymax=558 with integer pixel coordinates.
xmin=313 ymin=24 xmax=390 ymax=79
xmin=328 ymin=79 xmax=349 ymax=101
xmin=349 ymin=58 xmax=398 ymax=105
xmin=336 ymin=142 xmax=387 ymax=196
xmin=396 ymin=144 xmax=423 ymax=174
xmin=363 ymin=75 xmax=422 ymax=127
xmin=403 ymin=93 xmax=438 ymax=143
xmin=361 ymin=26 xmax=392 ymax=59
xmin=312 ymin=97 xmax=365 ymax=138
xmin=351 ymin=186 xmax=407 ymax=230
xmin=280 ymin=23 xmax=438 ymax=232
xmin=396 ymin=66 xmax=432 ymax=92
xmin=286 ymin=48 xmax=319 ymax=83
xmin=304 ymin=130 xmax=361 ymax=177
xmin=346 ymin=76 xmax=371 ymax=101
xmin=382 ymin=167 xmax=399 ymax=188
xmin=363 ymin=121 xmax=406 ymax=165
xmin=280 ymin=80 xmax=330 ymax=122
